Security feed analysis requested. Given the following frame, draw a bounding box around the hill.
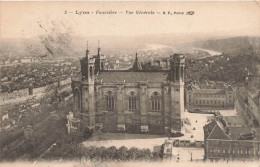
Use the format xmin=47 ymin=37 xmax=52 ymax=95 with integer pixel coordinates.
xmin=192 ymin=36 xmax=260 ymax=58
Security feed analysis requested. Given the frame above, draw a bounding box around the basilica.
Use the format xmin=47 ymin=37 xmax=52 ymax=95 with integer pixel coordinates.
xmin=67 ymin=45 xmax=185 ymax=135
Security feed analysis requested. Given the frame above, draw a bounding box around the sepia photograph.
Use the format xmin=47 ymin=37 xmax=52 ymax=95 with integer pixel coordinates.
xmin=0 ymin=1 xmax=260 ymax=167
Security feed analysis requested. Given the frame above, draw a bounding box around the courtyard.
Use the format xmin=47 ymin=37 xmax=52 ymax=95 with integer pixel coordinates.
xmin=82 ymin=111 xmax=214 ymax=161
xmin=82 ymin=109 xmax=245 ymax=161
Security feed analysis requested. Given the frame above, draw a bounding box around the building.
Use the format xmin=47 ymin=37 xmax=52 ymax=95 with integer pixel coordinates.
xmin=245 ymin=73 xmax=260 ymax=127
xmin=204 ymin=120 xmax=260 ymax=161
xmin=186 ymin=82 xmax=234 ymax=110
xmin=67 ymin=45 xmax=185 ymax=135
xmin=246 ymin=89 xmax=260 ymax=127
xmin=163 ymin=139 xmax=173 ymax=159
xmin=66 ymin=111 xmax=80 ymax=134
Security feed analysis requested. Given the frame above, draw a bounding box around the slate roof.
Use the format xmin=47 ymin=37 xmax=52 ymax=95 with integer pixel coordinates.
xmin=193 ymin=89 xmax=226 ymax=95
xmin=204 ymin=120 xmax=217 ymax=133
xmin=228 ymin=127 xmax=253 ymax=140
xmin=204 ymin=120 xmax=260 ymax=141
xmin=204 ymin=120 xmax=218 ymax=139
xmin=207 ymin=123 xmax=231 ymax=140
xmin=72 ymin=71 xmax=82 ymax=78
xmin=96 ymin=71 xmax=168 ymax=83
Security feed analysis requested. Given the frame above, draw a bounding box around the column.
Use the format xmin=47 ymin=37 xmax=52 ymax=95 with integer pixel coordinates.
xmin=117 ymin=85 xmax=125 ymax=131
xmin=170 ymin=83 xmax=181 ymax=132
xmin=86 ymin=81 xmax=95 ymax=129
xmin=163 ymin=84 xmax=171 ymax=134
xmin=140 ymin=84 xmax=148 ymax=132
xmin=81 ymin=85 xmax=88 ymax=113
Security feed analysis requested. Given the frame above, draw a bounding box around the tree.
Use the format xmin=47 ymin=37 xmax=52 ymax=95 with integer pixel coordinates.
xmin=117 ymin=146 xmax=128 ymax=161
xmin=127 ymin=147 xmax=139 ymax=161
xmin=106 ymin=146 xmax=117 ymax=160
xmin=138 ymin=148 xmax=152 ymax=160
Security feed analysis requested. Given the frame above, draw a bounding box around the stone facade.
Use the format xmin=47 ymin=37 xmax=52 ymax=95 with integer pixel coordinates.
xmin=204 ymin=120 xmax=260 ymax=161
xmin=206 ymin=139 xmax=260 ymax=161
xmin=67 ymin=46 xmax=185 ymax=135
xmin=186 ymin=83 xmax=234 ymax=110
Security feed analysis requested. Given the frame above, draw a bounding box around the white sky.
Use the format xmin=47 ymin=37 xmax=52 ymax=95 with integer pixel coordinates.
xmin=0 ymin=1 xmax=260 ymax=38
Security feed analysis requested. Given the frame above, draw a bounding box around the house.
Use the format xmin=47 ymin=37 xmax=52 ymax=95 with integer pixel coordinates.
xmin=204 ymin=120 xmax=260 ymax=161
xmin=186 ymin=82 xmax=234 ymax=110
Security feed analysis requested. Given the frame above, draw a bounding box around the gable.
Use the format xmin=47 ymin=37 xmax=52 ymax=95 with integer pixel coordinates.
xmin=207 ymin=124 xmax=231 ymax=140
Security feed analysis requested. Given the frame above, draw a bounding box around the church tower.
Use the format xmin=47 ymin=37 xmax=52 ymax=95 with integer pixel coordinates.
xmin=132 ymin=52 xmax=142 ymax=71
xmin=95 ymin=40 xmax=101 ymax=74
xmin=78 ymin=42 xmax=96 ymax=130
xmin=168 ymin=54 xmax=185 ymax=134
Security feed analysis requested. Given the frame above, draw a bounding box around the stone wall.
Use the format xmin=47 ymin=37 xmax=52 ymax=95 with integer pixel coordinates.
xmin=94 ymin=83 xmax=173 ymax=134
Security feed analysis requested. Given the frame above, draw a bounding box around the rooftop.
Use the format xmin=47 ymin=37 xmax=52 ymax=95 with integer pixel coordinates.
xmin=96 ymin=71 xmax=168 ymax=83
xmin=193 ymin=89 xmax=226 ymax=95
xmin=204 ymin=120 xmax=260 ymax=141
xmin=207 ymin=123 xmax=231 ymax=140
xmin=228 ymin=127 xmax=254 ymax=140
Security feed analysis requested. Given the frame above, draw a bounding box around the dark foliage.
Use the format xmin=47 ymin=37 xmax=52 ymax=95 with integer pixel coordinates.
xmin=42 ymin=142 xmax=157 ymax=162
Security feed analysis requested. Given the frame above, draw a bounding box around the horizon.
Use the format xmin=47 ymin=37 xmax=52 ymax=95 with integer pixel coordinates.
xmin=1 ymin=1 xmax=260 ymax=39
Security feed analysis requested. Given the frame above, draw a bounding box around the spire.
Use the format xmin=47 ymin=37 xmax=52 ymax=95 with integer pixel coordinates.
xmin=132 ymin=51 xmax=142 ymax=71
xmin=86 ymin=41 xmax=89 ymax=58
xmin=81 ymin=41 xmax=89 ymax=80
xmin=97 ymin=40 xmax=101 ymax=56
xmin=95 ymin=40 xmax=102 ymax=74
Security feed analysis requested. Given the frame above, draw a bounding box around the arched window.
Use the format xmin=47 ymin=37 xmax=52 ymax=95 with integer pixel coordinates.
xmin=151 ymin=92 xmax=161 ymax=111
xmin=106 ymin=91 xmax=115 ymax=111
xmin=128 ymin=91 xmax=137 ymax=111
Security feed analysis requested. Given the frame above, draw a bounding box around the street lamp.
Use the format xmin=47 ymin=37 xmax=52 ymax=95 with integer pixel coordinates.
xmin=188 ymin=151 xmax=193 ymax=161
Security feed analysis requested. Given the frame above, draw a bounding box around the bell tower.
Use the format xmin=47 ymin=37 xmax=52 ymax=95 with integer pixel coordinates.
xmin=80 ymin=42 xmax=95 ymax=130
xmin=168 ymin=54 xmax=185 ymax=134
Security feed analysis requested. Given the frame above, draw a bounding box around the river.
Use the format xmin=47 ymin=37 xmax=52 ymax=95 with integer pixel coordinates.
xmin=141 ymin=43 xmax=172 ymax=51
xmin=192 ymin=48 xmax=222 ymax=56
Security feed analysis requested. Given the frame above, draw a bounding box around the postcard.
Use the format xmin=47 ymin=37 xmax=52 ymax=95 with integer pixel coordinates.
xmin=0 ymin=1 xmax=260 ymax=167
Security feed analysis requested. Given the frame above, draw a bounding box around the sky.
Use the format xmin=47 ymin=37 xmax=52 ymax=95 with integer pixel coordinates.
xmin=0 ymin=1 xmax=260 ymax=39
